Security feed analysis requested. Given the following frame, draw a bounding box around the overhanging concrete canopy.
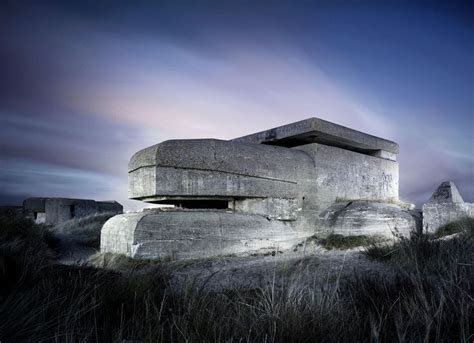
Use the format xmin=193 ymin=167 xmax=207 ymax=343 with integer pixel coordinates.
xmin=231 ymin=117 xmax=399 ymax=157
xmin=128 ymin=139 xmax=313 ymax=202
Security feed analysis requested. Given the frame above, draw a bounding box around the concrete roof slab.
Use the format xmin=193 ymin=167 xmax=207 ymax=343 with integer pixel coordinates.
xmin=231 ymin=117 xmax=399 ymax=154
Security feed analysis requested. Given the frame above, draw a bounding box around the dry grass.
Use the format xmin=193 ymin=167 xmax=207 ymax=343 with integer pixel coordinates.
xmin=89 ymin=252 xmax=166 ymax=273
xmin=50 ymin=212 xmax=117 ymax=248
xmin=0 ymin=215 xmax=472 ymax=342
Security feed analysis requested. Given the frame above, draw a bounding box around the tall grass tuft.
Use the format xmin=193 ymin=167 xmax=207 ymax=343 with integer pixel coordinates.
xmin=50 ymin=212 xmax=118 ymax=248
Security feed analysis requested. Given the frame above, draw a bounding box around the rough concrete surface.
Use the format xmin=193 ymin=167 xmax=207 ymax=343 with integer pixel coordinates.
xmin=232 ymin=117 xmax=399 ymax=156
xmin=319 ymin=201 xmax=419 ymax=237
xmin=423 ymin=181 xmax=474 ymax=233
xmin=101 ymin=208 xmax=314 ymax=260
xmin=295 ymin=143 xmax=399 ymax=211
xmin=128 ymin=139 xmax=312 ymax=200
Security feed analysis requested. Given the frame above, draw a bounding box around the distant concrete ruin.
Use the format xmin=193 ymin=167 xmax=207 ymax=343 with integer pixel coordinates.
xmin=23 ymin=197 xmax=123 ymax=226
xmin=102 ymin=117 xmax=420 ymax=260
xmin=422 ymin=181 xmax=474 ymax=233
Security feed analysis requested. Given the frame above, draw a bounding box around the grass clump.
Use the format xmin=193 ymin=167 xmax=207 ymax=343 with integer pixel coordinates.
xmin=365 ymin=219 xmax=474 ymax=270
xmin=365 ymin=223 xmax=474 ymax=280
xmin=320 ymin=234 xmax=372 ymax=250
xmin=363 ymin=242 xmax=396 ymax=260
xmin=50 ymin=212 xmax=118 ymax=248
xmin=434 ymin=217 xmax=474 ymax=238
xmin=0 ymin=216 xmax=58 ymax=285
xmin=89 ymin=252 xmax=165 ymax=272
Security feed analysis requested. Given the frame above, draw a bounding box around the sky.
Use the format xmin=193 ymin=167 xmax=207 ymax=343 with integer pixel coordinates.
xmin=0 ymin=0 xmax=472 ymax=210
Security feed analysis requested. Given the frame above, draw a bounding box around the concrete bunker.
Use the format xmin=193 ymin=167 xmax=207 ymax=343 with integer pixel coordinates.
xmin=102 ymin=117 xmax=418 ymax=260
xmin=422 ymin=181 xmax=474 ymax=233
xmin=23 ymin=197 xmax=123 ymax=226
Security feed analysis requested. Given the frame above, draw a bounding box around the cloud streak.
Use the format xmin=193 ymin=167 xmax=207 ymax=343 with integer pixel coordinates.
xmin=0 ymin=1 xmax=472 ymax=209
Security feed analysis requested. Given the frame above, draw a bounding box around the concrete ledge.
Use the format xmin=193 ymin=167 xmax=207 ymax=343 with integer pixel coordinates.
xmin=129 ymin=166 xmax=300 ymax=200
xmin=128 ymin=139 xmax=314 ymax=201
xmin=232 ymin=117 xmax=399 ymax=155
xmin=129 ymin=139 xmax=313 ymax=176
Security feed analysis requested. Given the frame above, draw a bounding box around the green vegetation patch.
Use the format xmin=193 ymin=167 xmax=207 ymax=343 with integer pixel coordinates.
xmin=89 ymin=252 xmax=166 ymax=272
xmin=433 ymin=217 xmax=474 ymax=238
xmin=320 ymin=234 xmax=371 ymax=250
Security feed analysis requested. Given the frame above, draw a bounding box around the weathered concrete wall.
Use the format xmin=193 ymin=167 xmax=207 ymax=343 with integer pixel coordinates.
xmin=129 ymin=140 xmax=398 ymax=212
xmin=128 ymin=139 xmax=313 ymax=201
xmin=422 ymin=181 xmax=473 ymax=233
xmin=466 ymin=203 xmax=474 ymax=217
xmin=101 ymin=209 xmax=314 ymax=260
xmin=23 ymin=197 xmax=123 ymax=226
xmin=23 ymin=198 xmax=46 ymax=212
xmin=97 ymin=201 xmax=123 ymax=213
xmin=295 ymin=143 xmax=399 ymax=212
xmin=319 ymin=201 xmax=418 ymax=237
xmin=23 ymin=197 xmax=47 ymax=222
xmin=234 ymin=198 xmax=300 ymax=221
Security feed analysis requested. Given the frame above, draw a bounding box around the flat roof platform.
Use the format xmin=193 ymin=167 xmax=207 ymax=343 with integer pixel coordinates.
xmin=231 ymin=117 xmax=399 ymax=155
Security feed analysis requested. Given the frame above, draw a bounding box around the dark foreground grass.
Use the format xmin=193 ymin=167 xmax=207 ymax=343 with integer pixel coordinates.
xmin=0 ymin=216 xmax=473 ymax=342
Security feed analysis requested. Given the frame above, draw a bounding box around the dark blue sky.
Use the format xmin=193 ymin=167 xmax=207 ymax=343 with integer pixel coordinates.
xmin=0 ymin=1 xmax=472 ymax=209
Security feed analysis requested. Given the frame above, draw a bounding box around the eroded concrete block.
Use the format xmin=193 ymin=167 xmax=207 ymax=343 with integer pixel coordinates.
xmin=319 ymin=201 xmax=418 ymax=237
xmin=422 ymin=181 xmax=473 ymax=233
xmin=101 ymin=209 xmax=313 ymax=259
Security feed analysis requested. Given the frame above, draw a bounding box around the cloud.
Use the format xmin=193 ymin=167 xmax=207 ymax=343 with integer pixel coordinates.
xmin=0 ymin=2 xmax=472 ymax=209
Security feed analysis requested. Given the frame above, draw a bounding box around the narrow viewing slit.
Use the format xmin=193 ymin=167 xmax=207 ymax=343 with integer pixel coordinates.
xmin=155 ymin=199 xmax=230 ymax=209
